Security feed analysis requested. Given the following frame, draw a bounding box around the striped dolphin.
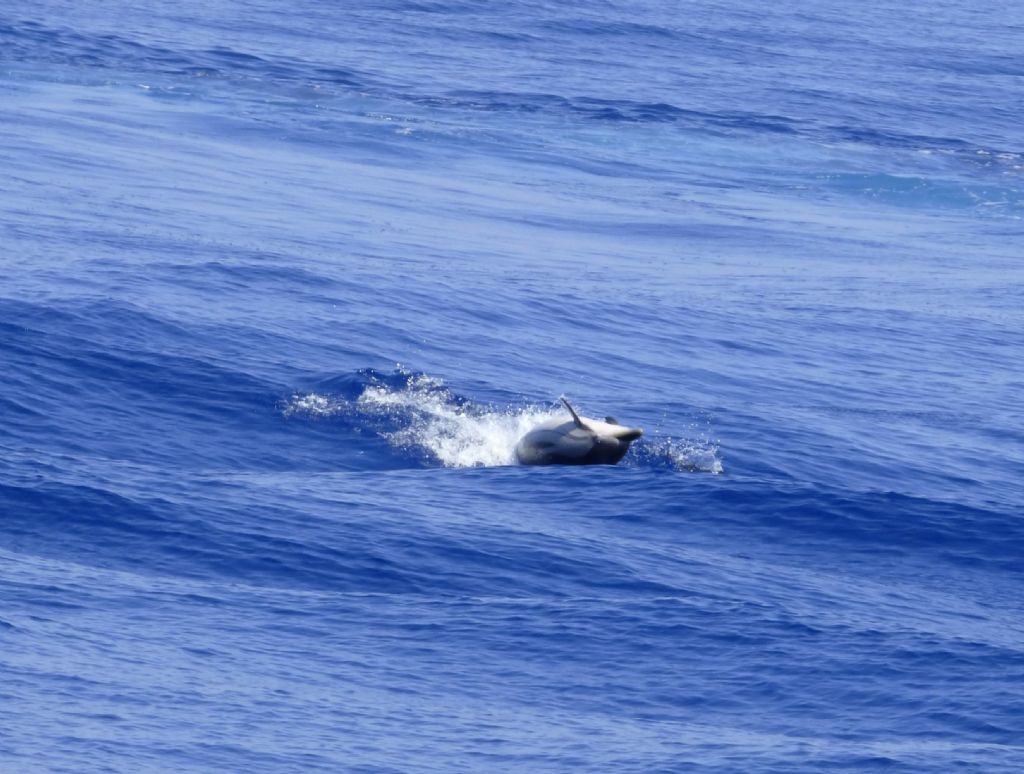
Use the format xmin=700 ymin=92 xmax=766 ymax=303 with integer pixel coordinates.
xmin=515 ymin=398 xmax=643 ymax=466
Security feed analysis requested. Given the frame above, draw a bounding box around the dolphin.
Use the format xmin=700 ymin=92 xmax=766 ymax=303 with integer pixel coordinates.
xmin=515 ymin=398 xmax=643 ymax=466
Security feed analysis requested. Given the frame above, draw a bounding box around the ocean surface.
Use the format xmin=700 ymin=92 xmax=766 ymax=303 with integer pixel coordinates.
xmin=2 ymin=0 xmax=1023 ymax=771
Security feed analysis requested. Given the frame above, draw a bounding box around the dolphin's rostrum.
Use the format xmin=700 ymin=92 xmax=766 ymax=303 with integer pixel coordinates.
xmin=515 ymin=398 xmax=643 ymax=466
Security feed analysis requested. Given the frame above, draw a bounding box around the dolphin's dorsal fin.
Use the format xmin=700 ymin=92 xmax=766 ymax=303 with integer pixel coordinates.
xmin=560 ymin=397 xmax=585 ymax=429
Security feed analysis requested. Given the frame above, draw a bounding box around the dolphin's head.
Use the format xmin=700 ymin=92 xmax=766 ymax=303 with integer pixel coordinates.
xmin=611 ymin=425 xmax=644 ymax=444
xmin=585 ymin=418 xmax=643 ymax=463
xmin=584 ymin=417 xmax=642 ymax=442
xmin=599 ymin=414 xmax=643 ymax=443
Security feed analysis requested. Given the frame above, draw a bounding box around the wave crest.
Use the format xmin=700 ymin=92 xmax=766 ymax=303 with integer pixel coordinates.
xmin=283 ymin=370 xmax=722 ymax=472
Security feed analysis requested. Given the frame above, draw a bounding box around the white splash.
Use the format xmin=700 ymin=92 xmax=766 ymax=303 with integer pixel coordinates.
xmin=282 ymin=392 xmax=347 ymax=417
xmin=357 ymin=375 xmax=560 ymax=468
xmin=639 ymin=436 xmax=724 ymax=474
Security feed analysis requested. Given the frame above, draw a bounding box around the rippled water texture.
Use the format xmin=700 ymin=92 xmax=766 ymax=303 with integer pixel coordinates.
xmin=1 ymin=0 xmax=1023 ymax=771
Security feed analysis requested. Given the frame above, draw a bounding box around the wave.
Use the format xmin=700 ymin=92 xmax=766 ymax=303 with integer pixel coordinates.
xmin=6 ymin=15 xmax=1021 ymax=225
xmin=6 ymin=16 xmax=1018 ymax=175
xmin=283 ymin=368 xmax=723 ymax=472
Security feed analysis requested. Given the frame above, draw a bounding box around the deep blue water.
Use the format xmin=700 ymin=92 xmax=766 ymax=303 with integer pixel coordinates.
xmin=2 ymin=0 xmax=1024 ymax=771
